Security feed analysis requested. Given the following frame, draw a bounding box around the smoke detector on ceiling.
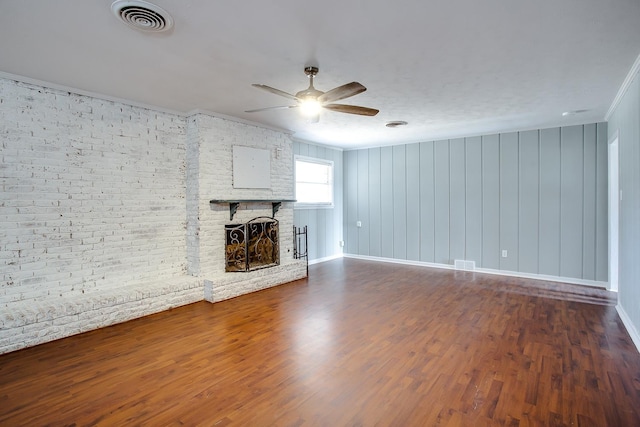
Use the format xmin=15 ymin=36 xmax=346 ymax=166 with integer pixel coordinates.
xmin=111 ymin=0 xmax=173 ymax=33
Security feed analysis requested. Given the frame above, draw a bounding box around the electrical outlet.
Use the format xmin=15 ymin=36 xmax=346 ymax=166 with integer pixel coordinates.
xmin=339 ymin=240 xmax=345 ymax=247
xmin=356 ymin=221 xmax=362 ymax=227
xmin=501 ymin=250 xmax=508 ymax=258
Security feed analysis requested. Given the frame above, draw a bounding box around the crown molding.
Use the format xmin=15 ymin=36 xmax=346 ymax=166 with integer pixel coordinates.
xmin=0 ymin=71 xmax=296 ymax=137
xmin=185 ymin=109 xmax=292 ymax=135
xmin=0 ymin=71 xmax=187 ymax=117
xmin=605 ymin=52 xmax=640 ymax=121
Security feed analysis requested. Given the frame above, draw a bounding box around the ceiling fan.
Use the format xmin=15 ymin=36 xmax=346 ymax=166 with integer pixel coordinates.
xmin=245 ymin=66 xmax=379 ymax=122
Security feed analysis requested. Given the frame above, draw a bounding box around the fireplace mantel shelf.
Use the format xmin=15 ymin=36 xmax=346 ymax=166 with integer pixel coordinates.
xmin=210 ymin=199 xmax=296 ymax=221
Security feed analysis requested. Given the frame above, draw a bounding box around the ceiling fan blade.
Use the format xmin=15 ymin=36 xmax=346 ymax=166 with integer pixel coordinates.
xmin=318 ymin=82 xmax=366 ymax=104
xmin=251 ymin=84 xmax=299 ymax=101
xmin=245 ymin=105 xmax=298 ymax=113
xmin=323 ymin=104 xmax=379 ymax=116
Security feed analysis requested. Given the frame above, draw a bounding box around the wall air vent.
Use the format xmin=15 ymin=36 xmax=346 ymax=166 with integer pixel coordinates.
xmin=111 ymin=0 xmax=173 ymax=33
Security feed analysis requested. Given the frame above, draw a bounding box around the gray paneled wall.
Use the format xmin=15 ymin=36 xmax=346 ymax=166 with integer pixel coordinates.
xmin=344 ymin=123 xmax=608 ymax=282
xmin=293 ymin=141 xmax=344 ymax=261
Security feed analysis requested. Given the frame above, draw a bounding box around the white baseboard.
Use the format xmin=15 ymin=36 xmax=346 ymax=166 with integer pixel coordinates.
xmin=616 ymin=304 xmax=640 ymax=353
xmin=476 ymin=267 xmax=608 ymax=289
xmin=308 ymin=253 xmax=344 ymax=265
xmin=343 ymin=253 xmax=455 ymax=271
xmin=342 ymin=254 xmax=609 ymax=289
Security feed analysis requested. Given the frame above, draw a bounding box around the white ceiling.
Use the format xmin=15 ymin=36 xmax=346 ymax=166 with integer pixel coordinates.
xmin=1 ymin=0 xmax=639 ymax=149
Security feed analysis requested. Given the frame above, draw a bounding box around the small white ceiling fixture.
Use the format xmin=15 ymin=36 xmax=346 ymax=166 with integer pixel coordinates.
xmin=111 ymin=0 xmax=173 ymax=33
xmin=562 ymin=109 xmax=589 ymax=117
xmin=386 ymin=121 xmax=408 ymax=128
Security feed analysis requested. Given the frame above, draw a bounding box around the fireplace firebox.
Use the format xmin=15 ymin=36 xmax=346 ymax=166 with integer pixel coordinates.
xmin=225 ymin=217 xmax=279 ymax=272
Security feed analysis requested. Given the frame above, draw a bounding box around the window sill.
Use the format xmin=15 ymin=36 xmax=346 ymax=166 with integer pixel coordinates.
xmin=294 ymin=203 xmax=335 ymax=210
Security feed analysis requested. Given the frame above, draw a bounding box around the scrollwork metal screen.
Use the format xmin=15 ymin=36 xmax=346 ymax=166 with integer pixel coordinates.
xmin=225 ymin=217 xmax=279 ymax=272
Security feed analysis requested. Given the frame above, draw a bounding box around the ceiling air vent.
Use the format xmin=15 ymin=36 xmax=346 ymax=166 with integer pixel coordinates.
xmin=111 ymin=0 xmax=173 ymax=33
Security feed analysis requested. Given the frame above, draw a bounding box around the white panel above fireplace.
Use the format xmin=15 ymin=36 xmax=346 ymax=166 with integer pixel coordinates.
xmin=233 ymin=145 xmax=271 ymax=189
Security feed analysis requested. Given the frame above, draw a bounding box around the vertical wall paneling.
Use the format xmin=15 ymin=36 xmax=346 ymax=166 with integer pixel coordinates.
xmin=482 ymin=135 xmax=501 ymax=269
xmin=518 ymin=130 xmax=540 ymax=274
xmin=434 ymin=140 xmax=450 ymax=264
xmin=406 ymin=143 xmax=421 ymax=261
xmin=307 ymin=210 xmax=319 ymax=259
xmin=307 ymin=139 xmax=320 ymax=259
xmin=419 ymin=141 xmax=436 ymax=262
xmin=321 ymin=146 xmax=332 ymax=258
xmin=392 ymin=145 xmax=407 ymax=259
xmin=465 ymin=137 xmax=483 ymax=265
xmin=499 ymin=133 xmax=519 ymax=271
xmin=334 ymin=149 xmax=344 ymax=254
xmin=449 ymin=138 xmax=466 ymax=262
xmin=297 ymin=143 xmax=314 ymax=257
xmin=368 ymin=148 xmax=382 ymax=257
xmin=560 ymin=126 xmax=584 ymax=278
xmin=357 ymin=150 xmax=370 ymax=255
xmin=538 ymin=128 xmax=562 ymax=276
xmin=345 ymin=150 xmax=358 ymax=255
xmin=293 ymin=143 xmax=309 ymax=241
xmin=582 ymin=124 xmax=597 ymax=280
xmin=315 ymin=146 xmax=327 ymax=260
xmin=595 ymin=123 xmax=608 ymax=282
xmin=380 ymin=146 xmax=394 ymax=258
xmin=341 ymin=123 xmax=608 ymax=283
xmin=307 ymin=144 xmax=317 ymax=157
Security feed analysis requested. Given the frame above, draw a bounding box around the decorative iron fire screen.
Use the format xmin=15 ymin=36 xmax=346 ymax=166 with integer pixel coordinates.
xmin=225 ymin=217 xmax=279 ymax=272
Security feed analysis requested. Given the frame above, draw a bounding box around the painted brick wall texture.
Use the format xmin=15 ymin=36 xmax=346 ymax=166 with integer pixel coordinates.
xmin=0 ymin=79 xmax=198 ymax=353
xmin=0 ymin=79 xmax=306 ymax=354
xmin=189 ymin=114 xmax=306 ymax=301
xmin=1 ymin=79 xmax=190 ymax=297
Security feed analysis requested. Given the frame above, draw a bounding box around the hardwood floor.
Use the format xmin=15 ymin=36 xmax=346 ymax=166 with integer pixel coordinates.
xmin=1 ymin=258 xmax=638 ymax=426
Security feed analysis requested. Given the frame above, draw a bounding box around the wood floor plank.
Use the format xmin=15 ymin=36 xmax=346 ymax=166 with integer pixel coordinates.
xmin=0 ymin=258 xmax=638 ymax=426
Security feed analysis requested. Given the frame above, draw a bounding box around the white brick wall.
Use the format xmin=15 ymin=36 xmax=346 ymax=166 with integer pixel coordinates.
xmin=185 ymin=116 xmax=200 ymax=275
xmin=1 ymin=79 xmax=189 ymax=298
xmin=0 ymin=78 xmax=200 ymax=353
xmin=0 ymin=277 xmax=202 ymax=354
xmin=0 ymin=79 xmax=307 ymax=354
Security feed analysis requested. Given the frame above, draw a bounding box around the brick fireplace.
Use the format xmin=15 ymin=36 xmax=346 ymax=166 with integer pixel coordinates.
xmin=186 ymin=114 xmax=307 ymax=303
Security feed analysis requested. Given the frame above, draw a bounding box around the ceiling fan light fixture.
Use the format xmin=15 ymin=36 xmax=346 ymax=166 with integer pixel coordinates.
xmin=248 ymin=66 xmax=378 ymax=121
xmin=300 ymin=98 xmax=322 ymax=117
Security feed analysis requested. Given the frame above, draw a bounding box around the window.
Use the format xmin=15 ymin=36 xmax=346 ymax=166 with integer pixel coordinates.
xmin=295 ymin=156 xmax=334 ymax=208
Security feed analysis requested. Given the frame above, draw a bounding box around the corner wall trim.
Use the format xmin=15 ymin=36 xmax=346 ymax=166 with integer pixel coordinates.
xmin=605 ymin=52 xmax=640 ymax=121
xmin=616 ymin=304 xmax=640 ymax=354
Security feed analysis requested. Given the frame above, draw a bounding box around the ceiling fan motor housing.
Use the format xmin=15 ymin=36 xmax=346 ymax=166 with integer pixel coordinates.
xmin=304 ymin=66 xmax=319 ymax=77
xmin=297 ymin=67 xmax=323 ymax=99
